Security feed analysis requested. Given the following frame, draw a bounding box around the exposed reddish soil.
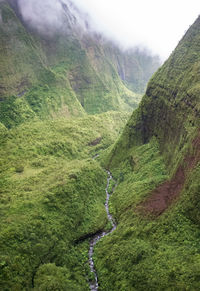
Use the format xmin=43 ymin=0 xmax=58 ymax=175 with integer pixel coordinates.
xmin=138 ymin=129 xmax=200 ymax=217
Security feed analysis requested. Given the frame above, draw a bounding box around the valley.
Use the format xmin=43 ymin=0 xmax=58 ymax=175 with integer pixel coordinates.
xmin=89 ymin=171 xmax=116 ymax=291
xmin=0 ymin=111 xmax=128 ymax=290
xmin=0 ymin=1 xmax=200 ymax=291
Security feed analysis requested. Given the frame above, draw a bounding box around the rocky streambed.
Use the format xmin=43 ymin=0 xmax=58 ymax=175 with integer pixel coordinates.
xmin=88 ymin=171 xmax=117 ymax=291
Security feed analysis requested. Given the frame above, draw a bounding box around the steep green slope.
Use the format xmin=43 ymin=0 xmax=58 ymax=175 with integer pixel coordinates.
xmin=0 ymin=1 xmax=85 ymax=127
xmin=104 ymin=44 xmax=161 ymax=94
xmin=0 ymin=1 xmax=163 ymax=289
xmin=41 ymin=33 xmax=139 ymax=115
xmin=0 ymin=111 xmax=128 ymax=290
xmin=0 ymin=0 xmax=160 ymax=128
xmin=0 ymin=2 xmax=45 ymax=99
xmin=108 ymin=15 xmax=200 ymax=172
xmin=94 ymin=16 xmax=200 ymax=290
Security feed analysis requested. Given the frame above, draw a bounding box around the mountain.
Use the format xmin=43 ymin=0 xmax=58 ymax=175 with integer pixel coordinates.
xmin=0 ymin=1 xmax=162 ymax=290
xmin=1 ymin=0 xmax=199 ymax=290
xmin=94 ymin=16 xmax=200 ymax=290
xmin=0 ymin=0 xmax=160 ymax=127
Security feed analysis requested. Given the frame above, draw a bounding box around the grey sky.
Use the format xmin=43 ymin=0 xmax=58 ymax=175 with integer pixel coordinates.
xmin=17 ymin=0 xmax=200 ymax=60
xmin=72 ymin=0 xmax=200 ymax=59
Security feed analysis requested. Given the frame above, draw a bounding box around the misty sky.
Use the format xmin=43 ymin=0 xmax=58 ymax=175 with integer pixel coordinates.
xmin=72 ymin=0 xmax=200 ymax=59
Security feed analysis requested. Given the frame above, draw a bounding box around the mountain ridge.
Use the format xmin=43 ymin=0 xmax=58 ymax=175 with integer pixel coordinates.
xmin=94 ymin=15 xmax=200 ymax=290
xmin=0 ymin=0 xmax=160 ymax=127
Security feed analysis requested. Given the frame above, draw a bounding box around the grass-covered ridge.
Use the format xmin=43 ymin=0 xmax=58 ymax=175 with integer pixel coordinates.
xmin=95 ymin=133 xmax=200 ymax=290
xmin=92 ymin=16 xmax=200 ymax=290
xmin=95 ymin=161 xmax=200 ymax=290
xmin=108 ymin=16 xmax=200 ymax=173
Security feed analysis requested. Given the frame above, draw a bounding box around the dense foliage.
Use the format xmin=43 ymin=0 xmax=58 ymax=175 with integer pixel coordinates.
xmin=96 ymin=139 xmax=200 ymax=290
xmin=0 ymin=1 xmax=161 ymax=127
xmin=94 ymin=16 xmax=200 ymax=290
xmin=1 ymin=1 xmax=200 ymax=291
xmin=0 ymin=111 xmax=129 ymax=290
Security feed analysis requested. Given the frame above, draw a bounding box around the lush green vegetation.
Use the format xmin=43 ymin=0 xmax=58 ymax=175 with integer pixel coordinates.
xmin=92 ymin=16 xmax=200 ymax=291
xmin=0 ymin=1 xmax=161 ymax=127
xmin=0 ymin=111 xmax=129 ymax=290
xmin=2 ymin=2 xmax=200 ymax=291
xmin=0 ymin=3 xmax=151 ymax=289
xmin=95 ymin=139 xmax=200 ymax=290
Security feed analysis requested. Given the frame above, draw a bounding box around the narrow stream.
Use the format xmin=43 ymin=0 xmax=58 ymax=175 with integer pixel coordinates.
xmin=89 ymin=171 xmax=117 ymax=291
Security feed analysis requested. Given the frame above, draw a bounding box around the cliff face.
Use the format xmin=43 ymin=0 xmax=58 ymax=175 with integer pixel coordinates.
xmin=139 ymin=16 xmax=200 ymax=166
xmin=0 ymin=0 xmax=160 ymax=127
xmin=109 ymin=15 xmax=200 ymax=171
xmin=95 ymin=16 xmax=200 ymax=291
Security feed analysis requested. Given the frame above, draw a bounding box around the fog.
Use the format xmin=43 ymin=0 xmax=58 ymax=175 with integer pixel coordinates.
xmin=18 ymin=0 xmax=200 ymax=59
xmin=18 ymin=0 xmax=65 ymax=33
xmin=18 ymin=0 xmax=88 ymax=35
xmin=72 ymin=0 xmax=200 ymax=60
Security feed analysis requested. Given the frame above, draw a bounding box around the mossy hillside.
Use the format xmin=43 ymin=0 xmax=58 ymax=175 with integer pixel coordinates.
xmin=92 ymin=15 xmax=200 ymax=291
xmin=0 ymin=77 xmax=86 ymax=128
xmin=108 ymin=16 xmax=200 ymax=176
xmin=0 ymin=1 xmax=139 ymax=118
xmin=95 ymin=137 xmax=200 ymax=290
xmin=104 ymin=43 xmax=161 ymax=94
xmin=137 ymin=16 xmax=200 ymax=171
xmin=0 ymin=3 xmax=87 ymax=122
xmin=95 ymin=167 xmax=200 ymax=291
xmin=106 ymin=139 xmax=169 ymax=219
xmin=0 ymin=3 xmax=86 ymax=127
xmin=41 ymin=34 xmax=140 ymax=115
xmin=0 ymin=111 xmax=129 ymax=175
xmin=79 ymin=35 xmax=142 ymax=112
xmin=0 ymin=158 xmax=106 ymax=290
xmin=0 ymin=111 xmax=129 ymax=290
xmin=0 ymin=2 xmax=47 ymax=99
xmin=0 ymin=1 xmax=161 ymax=126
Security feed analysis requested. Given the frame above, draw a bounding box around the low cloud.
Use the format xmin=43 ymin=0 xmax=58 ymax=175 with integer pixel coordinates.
xmin=19 ymin=0 xmax=64 ymax=33
xmin=17 ymin=0 xmax=200 ymax=59
xmin=72 ymin=0 xmax=200 ymax=59
xmin=18 ymin=0 xmax=88 ymax=35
